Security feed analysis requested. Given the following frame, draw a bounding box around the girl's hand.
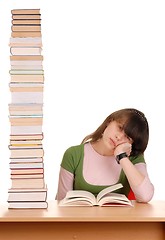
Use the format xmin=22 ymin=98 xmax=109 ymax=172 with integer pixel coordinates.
xmin=114 ymin=142 xmax=132 ymax=157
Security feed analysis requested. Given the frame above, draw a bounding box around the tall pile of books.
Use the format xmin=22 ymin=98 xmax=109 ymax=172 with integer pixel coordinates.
xmin=8 ymin=9 xmax=48 ymax=209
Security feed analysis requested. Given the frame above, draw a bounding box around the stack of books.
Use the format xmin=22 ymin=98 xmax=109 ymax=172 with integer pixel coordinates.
xmin=8 ymin=9 xmax=48 ymax=209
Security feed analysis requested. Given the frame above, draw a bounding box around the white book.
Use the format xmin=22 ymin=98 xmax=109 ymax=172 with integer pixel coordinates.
xmin=8 ymin=201 xmax=48 ymax=209
xmin=9 ymin=37 xmax=42 ymax=44
xmin=9 ymin=103 xmax=43 ymax=108
xmin=11 ymin=65 xmax=43 ymax=70
xmin=11 ymin=92 xmax=43 ymax=103
xmin=10 ymin=60 xmax=43 ymax=66
xmin=10 ymin=125 xmax=42 ymax=135
xmin=9 ymin=111 xmax=43 ymax=116
xmin=9 ymin=162 xmax=44 ymax=169
xmin=9 ymin=83 xmax=44 ymax=88
xmin=10 ymin=157 xmax=43 ymax=163
xmin=8 ymin=188 xmax=47 ymax=202
xmin=10 ymin=47 xmax=42 ymax=56
xmin=9 ymin=115 xmax=43 ymax=118
xmin=9 ymin=69 xmax=44 ymax=75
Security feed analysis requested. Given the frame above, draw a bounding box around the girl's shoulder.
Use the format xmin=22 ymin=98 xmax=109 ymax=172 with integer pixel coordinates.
xmin=65 ymin=144 xmax=84 ymax=155
xmin=61 ymin=144 xmax=85 ymax=173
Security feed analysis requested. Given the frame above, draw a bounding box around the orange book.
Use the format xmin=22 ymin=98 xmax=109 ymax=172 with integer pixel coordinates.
xmin=10 ymin=74 xmax=44 ymax=83
xmin=11 ymin=168 xmax=44 ymax=174
xmin=10 ymin=55 xmax=43 ymax=61
xmin=11 ymin=31 xmax=41 ymax=37
xmin=12 ymin=19 xmax=41 ymax=25
xmin=9 ymin=117 xmax=43 ymax=126
xmin=12 ymin=14 xmax=41 ymax=20
xmin=12 ymin=25 xmax=41 ymax=32
xmin=11 ymin=9 xmax=40 ymax=15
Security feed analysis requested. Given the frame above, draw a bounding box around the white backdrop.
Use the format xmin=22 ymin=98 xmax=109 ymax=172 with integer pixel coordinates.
xmin=0 ymin=0 xmax=164 ymax=202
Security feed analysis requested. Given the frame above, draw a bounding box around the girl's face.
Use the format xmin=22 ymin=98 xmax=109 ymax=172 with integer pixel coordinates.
xmin=102 ymin=120 xmax=133 ymax=150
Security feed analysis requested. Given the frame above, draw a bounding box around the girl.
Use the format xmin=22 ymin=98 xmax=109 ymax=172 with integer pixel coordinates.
xmin=56 ymin=108 xmax=154 ymax=202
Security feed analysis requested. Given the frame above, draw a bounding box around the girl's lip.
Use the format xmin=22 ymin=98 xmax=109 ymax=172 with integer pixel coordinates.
xmin=109 ymin=138 xmax=116 ymax=146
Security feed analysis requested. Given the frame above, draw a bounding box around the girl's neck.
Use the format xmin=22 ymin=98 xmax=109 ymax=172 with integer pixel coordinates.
xmin=91 ymin=139 xmax=114 ymax=156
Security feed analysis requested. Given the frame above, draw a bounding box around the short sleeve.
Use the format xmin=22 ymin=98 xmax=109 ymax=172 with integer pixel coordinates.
xmin=60 ymin=145 xmax=84 ymax=174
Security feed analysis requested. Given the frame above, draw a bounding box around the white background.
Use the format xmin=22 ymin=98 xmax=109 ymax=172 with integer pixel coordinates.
xmin=0 ymin=0 xmax=164 ymax=202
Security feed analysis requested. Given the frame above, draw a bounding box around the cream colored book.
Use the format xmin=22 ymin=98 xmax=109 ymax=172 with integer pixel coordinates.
xmin=11 ymin=178 xmax=45 ymax=189
xmin=10 ymin=47 xmax=42 ymax=55
xmin=59 ymin=183 xmax=133 ymax=207
xmin=8 ymin=187 xmax=47 ymax=202
xmin=10 ymin=148 xmax=44 ymax=158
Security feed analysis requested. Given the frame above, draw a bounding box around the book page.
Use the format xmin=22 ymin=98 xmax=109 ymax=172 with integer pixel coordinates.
xmin=59 ymin=197 xmax=94 ymax=206
xmin=98 ymin=193 xmax=133 ymax=206
xmin=96 ymin=183 xmax=123 ymax=202
xmin=64 ymin=190 xmax=96 ymax=205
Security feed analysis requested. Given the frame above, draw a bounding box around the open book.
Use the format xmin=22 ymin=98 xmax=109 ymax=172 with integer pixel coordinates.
xmin=58 ymin=183 xmax=133 ymax=207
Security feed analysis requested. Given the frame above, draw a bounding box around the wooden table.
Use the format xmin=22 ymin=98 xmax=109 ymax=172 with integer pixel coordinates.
xmin=0 ymin=200 xmax=165 ymax=240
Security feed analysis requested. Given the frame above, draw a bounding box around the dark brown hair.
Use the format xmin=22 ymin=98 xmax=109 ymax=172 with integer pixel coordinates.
xmin=81 ymin=108 xmax=149 ymax=157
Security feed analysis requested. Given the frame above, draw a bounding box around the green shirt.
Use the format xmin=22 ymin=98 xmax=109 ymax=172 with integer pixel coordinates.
xmin=61 ymin=143 xmax=145 ymax=197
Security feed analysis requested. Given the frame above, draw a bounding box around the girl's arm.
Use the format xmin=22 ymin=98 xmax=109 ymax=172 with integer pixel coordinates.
xmin=120 ymin=158 xmax=154 ymax=202
xmin=114 ymin=143 xmax=154 ymax=202
xmin=55 ymin=167 xmax=74 ymax=200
